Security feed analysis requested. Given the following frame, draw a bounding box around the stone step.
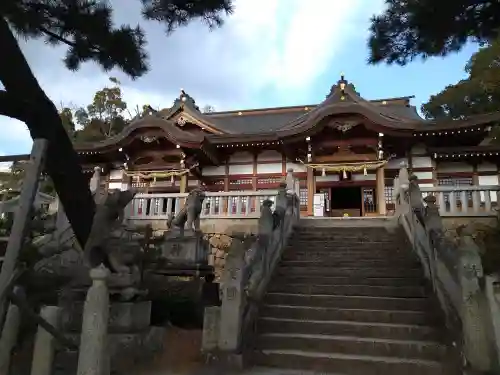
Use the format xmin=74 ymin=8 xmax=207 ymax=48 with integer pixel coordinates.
xmin=286 ymin=243 xmax=405 ymax=251
xmin=276 ymin=266 xmax=423 ymax=278
xmin=257 ymin=317 xmax=439 ymax=341
xmin=268 ymin=284 xmax=426 ymax=298
xmin=252 ymin=350 xmax=448 ymax=375
xmin=285 ymin=249 xmax=407 ymax=257
xmin=256 ymin=333 xmax=447 ymax=361
xmin=289 ymin=237 xmax=398 ymax=243
xmin=279 ymin=259 xmax=420 ymax=268
xmin=272 ymin=275 xmax=425 ymax=287
xmin=264 ymin=293 xmax=429 ymax=311
xmin=260 ymin=305 xmax=438 ymax=326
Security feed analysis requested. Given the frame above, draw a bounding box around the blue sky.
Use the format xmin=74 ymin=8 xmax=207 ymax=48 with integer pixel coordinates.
xmin=0 ymin=0 xmax=480 ymax=162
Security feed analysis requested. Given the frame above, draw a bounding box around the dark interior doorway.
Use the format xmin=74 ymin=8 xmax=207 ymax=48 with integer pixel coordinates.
xmin=330 ymin=186 xmax=362 ymax=216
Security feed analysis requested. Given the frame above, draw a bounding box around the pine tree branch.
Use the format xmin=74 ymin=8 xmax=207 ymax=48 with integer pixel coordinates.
xmin=38 ymin=26 xmax=100 ymax=54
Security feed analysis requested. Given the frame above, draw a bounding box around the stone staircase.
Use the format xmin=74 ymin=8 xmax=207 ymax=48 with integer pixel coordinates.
xmin=251 ymin=222 xmax=459 ymax=375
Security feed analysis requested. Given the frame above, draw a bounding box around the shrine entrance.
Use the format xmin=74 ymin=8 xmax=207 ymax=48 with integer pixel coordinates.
xmin=330 ymin=186 xmax=362 ymax=217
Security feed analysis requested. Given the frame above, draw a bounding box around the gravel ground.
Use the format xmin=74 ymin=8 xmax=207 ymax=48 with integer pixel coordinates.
xmin=124 ymin=326 xmax=338 ymax=375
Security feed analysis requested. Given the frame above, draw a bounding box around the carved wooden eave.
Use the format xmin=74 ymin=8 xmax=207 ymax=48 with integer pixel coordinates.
xmin=74 ymin=116 xmax=205 ymax=153
xmin=166 ymin=107 xmax=226 ymax=135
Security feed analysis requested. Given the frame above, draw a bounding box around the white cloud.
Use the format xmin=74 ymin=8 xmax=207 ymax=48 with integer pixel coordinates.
xmin=0 ymin=0 xmax=385 ymax=154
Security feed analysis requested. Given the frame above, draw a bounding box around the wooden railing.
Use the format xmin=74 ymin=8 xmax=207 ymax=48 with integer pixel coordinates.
xmin=125 ymin=190 xmax=280 ymax=221
xmin=420 ymin=185 xmax=500 ymax=216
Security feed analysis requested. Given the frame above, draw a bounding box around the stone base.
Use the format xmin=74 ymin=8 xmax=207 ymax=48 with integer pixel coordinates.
xmin=53 ymin=326 xmax=165 ymax=375
xmin=161 ymin=231 xmax=208 ymax=264
xmin=59 ymin=301 xmax=152 ymax=333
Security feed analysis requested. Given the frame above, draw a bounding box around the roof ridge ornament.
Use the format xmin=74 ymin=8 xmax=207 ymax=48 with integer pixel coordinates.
xmin=326 ymin=73 xmax=359 ymax=100
xmin=173 ymin=88 xmax=200 ymax=111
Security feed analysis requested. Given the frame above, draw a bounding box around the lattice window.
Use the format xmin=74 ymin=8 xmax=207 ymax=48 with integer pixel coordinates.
xmin=384 ymin=186 xmax=394 ymax=204
xmin=258 ymin=177 xmax=282 ymax=184
xmin=230 ymin=179 xmax=252 ymax=185
xmin=299 ymin=188 xmax=308 ymax=207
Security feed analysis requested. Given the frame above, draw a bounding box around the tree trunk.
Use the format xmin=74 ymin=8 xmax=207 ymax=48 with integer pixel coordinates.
xmin=0 ymin=17 xmax=95 ymax=247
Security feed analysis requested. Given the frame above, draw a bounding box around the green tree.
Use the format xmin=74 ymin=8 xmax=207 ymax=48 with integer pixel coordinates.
xmin=0 ymin=0 xmax=233 ymax=246
xmin=59 ymin=107 xmax=77 ymax=137
xmin=421 ymin=39 xmax=500 ymax=120
xmin=367 ymin=0 xmax=500 ymax=65
xmin=74 ymin=77 xmax=128 ymax=141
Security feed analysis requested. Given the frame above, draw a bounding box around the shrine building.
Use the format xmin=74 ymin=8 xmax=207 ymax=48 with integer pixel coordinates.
xmin=4 ymin=75 xmax=500 ymax=217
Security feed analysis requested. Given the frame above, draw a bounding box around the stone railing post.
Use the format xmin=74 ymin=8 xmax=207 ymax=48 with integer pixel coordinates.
xmin=423 ymin=195 xmax=443 ymax=235
xmin=458 ymin=233 xmax=492 ymax=371
xmin=76 ymin=266 xmax=110 ymax=375
xmin=0 ymin=300 xmax=21 ymax=374
xmin=30 ymin=306 xmax=61 ymax=375
xmin=89 ymin=166 xmax=102 ymax=194
xmin=285 ymin=168 xmax=295 ymax=194
xmin=484 ymin=274 xmax=500 ymax=368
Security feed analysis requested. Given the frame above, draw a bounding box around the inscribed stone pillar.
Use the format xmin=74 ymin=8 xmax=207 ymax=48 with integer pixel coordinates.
xmin=306 ymin=167 xmax=315 ymax=216
xmin=218 ymin=246 xmax=246 ymax=352
xmin=376 ymin=167 xmax=387 ymax=215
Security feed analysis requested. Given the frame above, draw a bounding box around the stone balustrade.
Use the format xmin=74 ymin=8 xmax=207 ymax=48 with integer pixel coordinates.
xmin=201 ymin=183 xmax=300 ymax=366
xmin=420 ymin=185 xmax=500 ymax=216
xmin=394 ymin=166 xmax=500 ymax=373
xmin=125 ymin=190 xmax=280 ymax=222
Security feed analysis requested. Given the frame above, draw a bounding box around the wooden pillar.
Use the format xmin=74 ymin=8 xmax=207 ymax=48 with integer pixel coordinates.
xmin=307 ymin=167 xmax=315 ymax=216
xmin=223 ymin=161 xmax=229 ymax=214
xmin=376 ymin=166 xmax=387 ymax=215
xmin=179 ymin=174 xmax=187 ymax=193
xmin=252 ymin=153 xmax=258 ymax=191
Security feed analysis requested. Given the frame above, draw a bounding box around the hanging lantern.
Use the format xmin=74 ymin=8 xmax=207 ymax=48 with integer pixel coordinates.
xmin=343 ymin=169 xmax=347 ymax=179
xmin=322 ymin=168 xmax=326 ymax=177
xmin=363 ymin=167 xmax=367 ymax=176
xmin=170 ymin=175 xmax=175 ymax=185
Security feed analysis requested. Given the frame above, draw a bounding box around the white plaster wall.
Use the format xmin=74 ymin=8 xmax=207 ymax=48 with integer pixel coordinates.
xmin=109 ymin=169 xmax=123 ymax=180
xmin=437 ymin=162 xmax=473 ymax=173
xmin=478 ymin=162 xmax=498 ymax=172
xmin=386 ymin=157 xmax=408 ymax=169
xmin=286 ymin=162 xmax=307 ymax=172
xmin=229 ymin=151 xmax=253 ymax=163
xmin=352 ymin=173 xmax=376 ymax=181
xmin=411 ymin=144 xmax=427 ymax=155
xmin=478 ymin=176 xmax=499 ymax=202
xmin=229 ymin=164 xmax=253 ymax=175
xmin=202 ymin=166 xmax=225 ymax=176
xmin=412 ymin=156 xmax=432 ymax=168
xmin=257 ymin=163 xmax=282 ymax=174
xmin=419 ymin=183 xmax=435 ymax=188
xmin=108 ymin=182 xmax=128 ymax=191
xmin=414 ymin=171 xmax=433 ymax=180
xmin=479 ymin=175 xmax=498 ymax=186
xmin=257 ymin=150 xmax=282 ymax=162
xmin=316 ymin=175 xmax=340 ymax=182
xmin=188 ymin=179 xmax=199 ymax=187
